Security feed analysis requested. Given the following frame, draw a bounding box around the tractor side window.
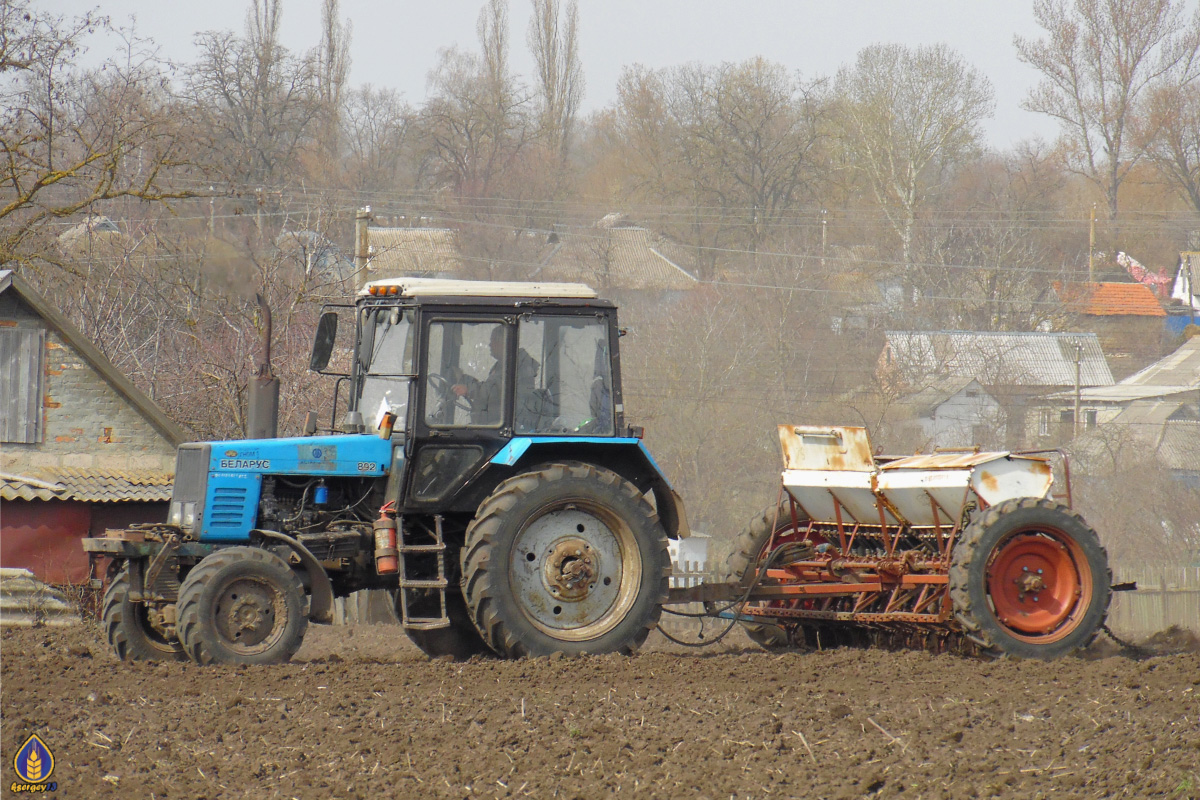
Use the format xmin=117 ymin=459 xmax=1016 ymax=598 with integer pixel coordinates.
xmin=359 ymin=307 xmax=415 ymax=431
xmin=516 ymin=317 xmax=613 ymax=435
xmin=425 ymin=320 xmax=507 ymax=428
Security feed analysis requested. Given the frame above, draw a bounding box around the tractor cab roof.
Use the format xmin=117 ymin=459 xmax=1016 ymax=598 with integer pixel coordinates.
xmin=361 ymin=277 xmax=598 ymax=300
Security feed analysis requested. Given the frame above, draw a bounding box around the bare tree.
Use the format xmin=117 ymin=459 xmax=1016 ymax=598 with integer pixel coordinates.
xmin=315 ymin=0 xmax=352 ymax=168
xmin=835 ymin=43 xmax=994 ymax=288
xmin=342 ymin=85 xmax=412 ymax=194
xmin=187 ymin=0 xmax=320 ymax=187
xmin=1145 ymin=80 xmax=1200 ymax=214
xmin=527 ymin=0 xmax=584 ymax=161
xmin=417 ymin=1 xmax=530 ymax=198
xmin=0 ymin=1 xmax=193 ymax=264
xmin=1015 ymin=0 xmax=1200 ymax=219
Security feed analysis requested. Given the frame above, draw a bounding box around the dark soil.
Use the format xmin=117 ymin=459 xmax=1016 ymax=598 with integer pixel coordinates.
xmin=2 ymin=622 xmax=1198 ymax=799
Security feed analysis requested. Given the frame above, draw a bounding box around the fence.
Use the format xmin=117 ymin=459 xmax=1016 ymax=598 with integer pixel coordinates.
xmin=1108 ymin=565 xmax=1200 ymax=637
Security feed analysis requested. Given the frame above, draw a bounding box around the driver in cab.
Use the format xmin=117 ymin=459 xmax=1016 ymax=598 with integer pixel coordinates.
xmin=452 ymin=326 xmax=539 ymax=425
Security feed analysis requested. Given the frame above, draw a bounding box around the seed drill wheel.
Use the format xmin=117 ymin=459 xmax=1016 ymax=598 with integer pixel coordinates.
xmin=726 ymin=502 xmax=820 ymax=649
xmin=402 ymin=591 xmax=493 ymax=660
xmin=102 ymin=566 xmax=186 ymax=661
xmin=461 ymin=463 xmax=670 ymax=658
xmin=950 ymin=498 xmax=1111 ymax=660
xmin=177 ymin=547 xmax=309 ymax=665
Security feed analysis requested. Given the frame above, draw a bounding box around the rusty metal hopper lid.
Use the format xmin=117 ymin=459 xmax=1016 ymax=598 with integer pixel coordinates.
xmin=880 ymin=451 xmax=1013 ymax=470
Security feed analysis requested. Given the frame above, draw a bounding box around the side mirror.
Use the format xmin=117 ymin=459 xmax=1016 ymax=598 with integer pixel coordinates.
xmin=310 ymin=312 xmax=338 ymax=372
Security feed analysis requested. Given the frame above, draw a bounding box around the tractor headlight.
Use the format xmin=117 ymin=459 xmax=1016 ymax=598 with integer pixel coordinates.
xmin=168 ymin=502 xmax=182 ymax=525
xmin=182 ymin=502 xmax=197 ymax=530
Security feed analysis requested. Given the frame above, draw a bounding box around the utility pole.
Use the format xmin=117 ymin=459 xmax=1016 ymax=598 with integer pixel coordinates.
xmin=353 ymin=206 xmax=372 ymax=289
xmin=208 ymin=186 xmax=215 ymax=237
xmin=820 ymin=209 xmax=827 ymax=269
xmin=1073 ymin=341 xmax=1084 ymax=439
xmin=1088 ymin=205 xmax=1096 ymax=283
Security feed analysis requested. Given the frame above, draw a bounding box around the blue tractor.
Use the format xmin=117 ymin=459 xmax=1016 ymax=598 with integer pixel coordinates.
xmin=84 ymin=279 xmax=688 ymax=664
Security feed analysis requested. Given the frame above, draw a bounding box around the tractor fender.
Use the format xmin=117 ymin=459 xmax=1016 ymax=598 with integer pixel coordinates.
xmin=252 ymin=529 xmax=335 ymax=624
xmin=487 ymin=438 xmax=691 ymax=539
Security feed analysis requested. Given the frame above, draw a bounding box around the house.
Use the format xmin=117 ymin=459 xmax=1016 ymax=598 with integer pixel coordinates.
xmin=1069 ymin=403 xmax=1200 ymax=487
xmin=364 ymin=227 xmax=465 ymax=280
xmin=1054 ymin=281 xmax=1167 ymax=377
xmin=1029 ymin=335 xmax=1200 ymax=446
xmin=1167 ymin=251 xmax=1200 ymax=335
xmin=879 ymin=330 xmax=1114 ymax=448
xmin=891 ymin=377 xmax=1006 ymax=449
xmin=0 ymin=270 xmax=185 ymax=584
xmin=534 ymin=220 xmax=699 ymax=292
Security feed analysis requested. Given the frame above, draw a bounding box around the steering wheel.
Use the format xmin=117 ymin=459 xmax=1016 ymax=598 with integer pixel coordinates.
xmin=426 ymin=373 xmax=472 ymax=413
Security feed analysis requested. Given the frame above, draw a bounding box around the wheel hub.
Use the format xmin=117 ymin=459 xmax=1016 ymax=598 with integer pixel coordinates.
xmin=215 ymin=580 xmax=278 ymax=648
xmin=544 ymin=539 xmax=598 ymax=600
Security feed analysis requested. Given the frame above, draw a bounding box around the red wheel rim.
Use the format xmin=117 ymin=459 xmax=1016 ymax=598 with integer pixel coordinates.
xmin=985 ymin=528 xmax=1092 ymax=643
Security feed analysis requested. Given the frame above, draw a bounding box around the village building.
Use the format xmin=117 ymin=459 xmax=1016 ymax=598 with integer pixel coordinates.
xmin=0 ymin=270 xmax=184 ymax=584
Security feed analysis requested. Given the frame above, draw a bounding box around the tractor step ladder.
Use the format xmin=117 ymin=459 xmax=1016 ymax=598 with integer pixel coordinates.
xmin=397 ymin=515 xmax=451 ymax=630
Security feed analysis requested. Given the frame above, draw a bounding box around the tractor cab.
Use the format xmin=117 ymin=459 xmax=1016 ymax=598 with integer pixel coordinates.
xmin=310 ymin=278 xmax=639 ymax=516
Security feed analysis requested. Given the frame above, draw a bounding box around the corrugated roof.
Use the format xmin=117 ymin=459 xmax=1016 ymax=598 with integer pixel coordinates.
xmin=365 ymin=228 xmax=464 ymax=279
xmin=1055 ymin=281 xmax=1167 ymax=317
xmin=884 ymin=331 xmax=1114 ymax=387
xmin=0 ymin=468 xmax=173 ymax=502
xmin=1121 ymin=336 xmax=1200 ymax=387
xmin=1158 ymin=420 xmax=1200 ymax=472
xmin=539 ymin=227 xmax=698 ymax=291
xmin=1110 ymin=399 xmax=1192 ymax=427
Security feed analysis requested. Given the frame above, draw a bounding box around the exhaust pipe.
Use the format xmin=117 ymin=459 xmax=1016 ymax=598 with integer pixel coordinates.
xmin=247 ymin=292 xmax=280 ymax=439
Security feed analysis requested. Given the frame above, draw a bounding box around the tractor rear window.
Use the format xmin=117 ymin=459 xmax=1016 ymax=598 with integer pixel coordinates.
xmin=517 ymin=317 xmax=614 ymax=435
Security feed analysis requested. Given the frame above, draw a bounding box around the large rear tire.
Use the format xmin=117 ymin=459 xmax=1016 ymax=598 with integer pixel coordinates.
xmin=102 ymin=567 xmax=186 ymax=662
xmin=726 ymin=502 xmax=815 ymax=649
xmin=950 ymin=498 xmax=1110 ymax=660
xmin=461 ymin=463 xmax=670 ymax=658
xmin=177 ymin=547 xmax=309 ymax=665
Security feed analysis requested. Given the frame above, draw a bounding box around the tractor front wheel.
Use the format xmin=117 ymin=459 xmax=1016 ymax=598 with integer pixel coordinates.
xmin=177 ymin=547 xmax=308 ymax=665
xmin=950 ymin=498 xmax=1111 ymax=659
xmin=461 ymin=463 xmax=670 ymax=658
xmin=102 ymin=566 xmax=186 ymax=662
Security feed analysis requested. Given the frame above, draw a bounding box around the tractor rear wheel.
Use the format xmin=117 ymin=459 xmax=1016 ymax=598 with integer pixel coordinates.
xmin=726 ymin=501 xmax=816 ymax=649
xmin=102 ymin=566 xmax=186 ymax=662
xmin=461 ymin=463 xmax=670 ymax=658
xmin=177 ymin=547 xmax=308 ymax=665
xmin=950 ymin=498 xmax=1110 ymax=660
xmin=402 ymin=591 xmax=493 ymax=660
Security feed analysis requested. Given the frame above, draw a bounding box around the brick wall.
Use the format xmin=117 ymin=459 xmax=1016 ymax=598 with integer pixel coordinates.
xmin=0 ymin=298 xmax=177 ymax=475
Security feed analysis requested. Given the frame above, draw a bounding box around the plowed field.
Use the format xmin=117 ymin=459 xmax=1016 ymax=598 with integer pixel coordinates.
xmin=2 ymin=623 xmax=1198 ymax=799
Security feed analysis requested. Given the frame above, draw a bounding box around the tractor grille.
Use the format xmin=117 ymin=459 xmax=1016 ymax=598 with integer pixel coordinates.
xmin=171 ymin=444 xmax=210 ymax=507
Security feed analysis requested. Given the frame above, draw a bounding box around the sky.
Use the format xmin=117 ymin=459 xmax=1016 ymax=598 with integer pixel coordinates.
xmin=55 ymin=0 xmax=1062 ymax=149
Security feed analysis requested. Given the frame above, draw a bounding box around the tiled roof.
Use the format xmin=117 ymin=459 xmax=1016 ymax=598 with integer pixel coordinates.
xmin=884 ymin=331 xmax=1114 ymax=387
xmin=1055 ymin=281 xmax=1166 ymax=317
xmin=538 ymin=227 xmax=698 ymax=291
xmin=0 ymin=468 xmax=173 ymax=502
xmin=365 ymin=228 xmax=464 ymax=279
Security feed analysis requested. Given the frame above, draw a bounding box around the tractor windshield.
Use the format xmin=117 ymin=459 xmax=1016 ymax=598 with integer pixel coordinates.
xmin=358 ymin=306 xmax=416 ymax=431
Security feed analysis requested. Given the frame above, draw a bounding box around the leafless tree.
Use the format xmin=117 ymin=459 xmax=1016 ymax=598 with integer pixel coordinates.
xmin=341 ymin=85 xmax=412 ymax=194
xmin=187 ymin=0 xmax=320 ymax=188
xmin=0 ymin=1 xmax=194 ymax=264
xmin=315 ymin=0 xmax=352 ymax=170
xmin=527 ymin=0 xmax=584 ymax=161
xmin=1015 ymin=0 xmax=1200 ymax=219
xmin=835 ymin=43 xmax=994 ymax=288
xmin=1144 ymin=80 xmax=1200 ymax=214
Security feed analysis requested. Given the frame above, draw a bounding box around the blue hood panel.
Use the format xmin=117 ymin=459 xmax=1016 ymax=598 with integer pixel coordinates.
xmin=208 ymin=434 xmax=392 ymax=477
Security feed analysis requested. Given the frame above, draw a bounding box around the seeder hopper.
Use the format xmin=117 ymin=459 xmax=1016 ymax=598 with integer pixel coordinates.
xmin=667 ymin=425 xmax=1113 ymax=659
